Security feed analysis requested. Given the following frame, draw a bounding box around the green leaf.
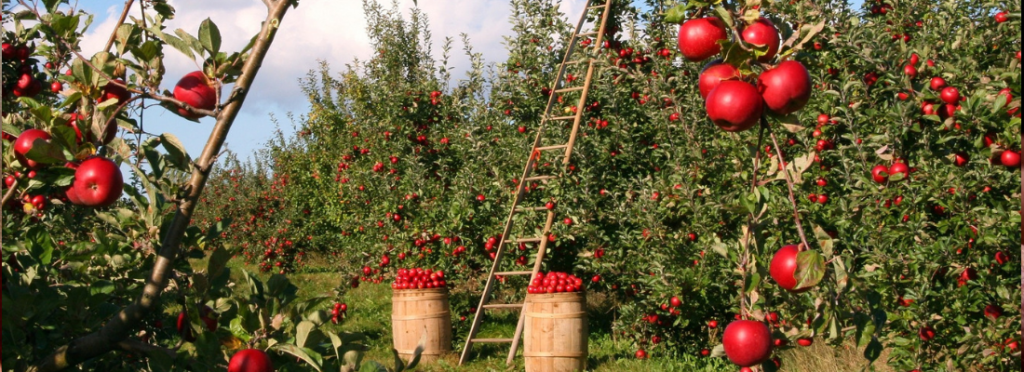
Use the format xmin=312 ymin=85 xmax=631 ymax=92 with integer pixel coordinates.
xmin=42 ymin=0 xmax=61 ymax=12
xmin=175 ymin=29 xmax=205 ymax=56
xmin=207 ymin=247 xmax=231 ymax=282
xmin=812 ymin=225 xmax=834 ymax=257
xmin=160 ymin=133 xmax=191 ymax=170
xmin=864 ymin=337 xmax=884 ymax=362
xmin=2 ymin=123 xmax=22 ymax=137
xmin=25 ymin=138 xmax=69 ymax=165
xmin=714 ymin=7 xmax=734 ymax=28
xmin=663 ymin=4 xmax=690 ymax=24
xmin=273 ymin=344 xmax=323 ymax=372
xmin=198 ymin=18 xmax=222 ymax=55
xmin=794 ymin=250 xmax=825 ymax=290
xmin=296 ymin=320 xmax=315 ymax=348
xmin=152 ymin=30 xmax=195 ymax=61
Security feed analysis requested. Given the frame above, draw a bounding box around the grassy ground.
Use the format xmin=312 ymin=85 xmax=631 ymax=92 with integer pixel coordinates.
xmin=204 ymin=255 xmax=891 ymax=372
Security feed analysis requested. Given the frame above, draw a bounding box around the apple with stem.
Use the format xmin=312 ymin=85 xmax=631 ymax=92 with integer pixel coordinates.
xmin=677 ymin=18 xmax=728 ymax=62
xmin=173 ymin=71 xmax=218 ymax=119
xmin=741 ymin=18 xmax=781 ymax=62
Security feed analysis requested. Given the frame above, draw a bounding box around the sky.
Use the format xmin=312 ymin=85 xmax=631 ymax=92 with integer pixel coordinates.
xmin=74 ymin=0 xmax=589 ymax=161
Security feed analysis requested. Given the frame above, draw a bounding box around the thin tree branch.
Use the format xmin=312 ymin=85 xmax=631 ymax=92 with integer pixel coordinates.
xmin=1 ymin=179 xmax=19 ymax=210
xmin=24 ymin=1 xmax=294 ymax=371
xmin=103 ymin=0 xmax=136 ymax=54
xmin=739 ymin=123 xmax=767 ymax=320
xmin=764 ymin=119 xmax=811 ymax=251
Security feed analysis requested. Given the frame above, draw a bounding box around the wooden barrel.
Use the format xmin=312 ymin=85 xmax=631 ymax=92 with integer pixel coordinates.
xmin=524 ymin=292 xmax=588 ymax=372
xmin=391 ymin=288 xmax=452 ymax=363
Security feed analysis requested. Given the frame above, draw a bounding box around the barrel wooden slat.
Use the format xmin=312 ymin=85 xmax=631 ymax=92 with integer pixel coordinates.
xmin=524 ymin=292 xmax=588 ymax=372
xmin=391 ymin=289 xmax=452 ymax=363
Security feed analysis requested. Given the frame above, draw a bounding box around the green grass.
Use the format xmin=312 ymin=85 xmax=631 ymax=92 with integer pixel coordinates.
xmin=200 ymin=255 xmax=890 ymax=372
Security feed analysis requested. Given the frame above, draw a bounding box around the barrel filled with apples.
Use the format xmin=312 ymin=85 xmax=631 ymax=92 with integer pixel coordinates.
xmin=523 ymin=272 xmax=588 ymax=372
xmin=390 ymin=268 xmax=452 ymax=363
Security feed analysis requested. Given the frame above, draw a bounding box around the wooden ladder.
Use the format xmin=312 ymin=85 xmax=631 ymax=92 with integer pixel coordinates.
xmin=458 ymin=0 xmax=615 ymax=366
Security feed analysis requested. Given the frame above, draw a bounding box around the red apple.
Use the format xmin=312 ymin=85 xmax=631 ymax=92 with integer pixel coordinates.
xmin=940 ymin=87 xmax=960 ymax=104
xmin=670 ymin=296 xmax=682 ymax=308
xmin=994 ymin=11 xmax=1009 ymax=23
xmin=228 ymin=349 xmax=273 ymax=372
xmin=797 ymin=338 xmax=813 ymax=347
xmin=995 ymin=251 xmax=1010 ymax=265
xmin=871 ymin=165 xmax=890 ymax=184
xmin=903 ymin=64 xmax=918 ymax=78
xmin=930 ymin=77 xmax=947 ymax=91
xmin=677 ymin=18 xmax=728 ymax=62
xmin=741 ymin=18 xmax=781 ymax=62
xmin=72 ymin=156 xmax=124 ymax=208
xmin=0 ymin=43 xmax=13 ymax=60
xmin=1000 ymin=150 xmax=1020 ymax=168
xmin=918 ymin=326 xmax=936 ymax=341
xmin=63 ymin=162 xmax=84 ymax=206
xmin=888 ymin=162 xmax=909 ymax=180
xmin=984 ymin=304 xmax=1003 ymax=320
xmin=758 ymin=60 xmax=812 ymax=115
xmin=634 ymin=349 xmax=647 ymax=359
xmin=99 ymin=79 xmax=131 ymax=104
xmin=698 ymin=60 xmax=740 ymax=99
xmin=14 ymin=129 xmax=53 ymax=170
xmin=173 ymin=71 xmax=218 ymax=119
xmin=770 ymin=245 xmax=811 ymax=293
xmin=723 ymin=320 xmax=773 ymax=367
xmin=953 ymin=152 xmax=969 ymax=167
xmin=705 ymin=81 xmax=764 ymax=132
xmin=817 ymin=114 xmax=830 ymax=126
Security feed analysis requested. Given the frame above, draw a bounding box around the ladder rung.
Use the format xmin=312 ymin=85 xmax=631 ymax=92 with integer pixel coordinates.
xmin=495 ymin=271 xmax=533 ymax=276
xmin=588 ymin=5 xmax=605 ymax=9
xmin=547 ymin=115 xmax=577 ymax=121
xmin=555 ymin=86 xmax=585 ymax=94
xmin=515 ymin=237 xmax=543 ymax=244
xmin=578 ymin=31 xmax=598 ymax=37
xmin=524 ymin=175 xmax=558 ymax=182
xmin=483 ymin=303 xmax=525 ymax=310
xmin=471 ymin=338 xmax=514 ymax=344
xmin=535 ymin=145 xmax=568 ymax=151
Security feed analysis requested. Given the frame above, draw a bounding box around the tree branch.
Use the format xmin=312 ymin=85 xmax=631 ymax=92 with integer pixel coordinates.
xmin=764 ymin=119 xmax=811 ymax=251
xmin=103 ymin=0 xmax=136 ymax=54
xmin=1 ymin=179 xmax=19 ymax=209
xmin=24 ymin=1 xmax=294 ymax=371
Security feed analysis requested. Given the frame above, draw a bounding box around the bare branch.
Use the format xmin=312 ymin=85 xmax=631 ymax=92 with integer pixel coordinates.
xmin=765 ymin=119 xmax=812 ymax=251
xmin=1 ymin=179 xmax=19 ymax=209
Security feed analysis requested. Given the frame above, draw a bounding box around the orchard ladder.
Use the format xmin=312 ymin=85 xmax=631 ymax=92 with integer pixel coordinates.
xmin=458 ymin=0 xmax=615 ymax=366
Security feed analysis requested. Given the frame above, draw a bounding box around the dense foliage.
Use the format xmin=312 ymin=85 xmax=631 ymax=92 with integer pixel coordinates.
xmin=2 ymin=0 xmax=1019 ymax=370
xmin=196 ymin=0 xmax=1021 ymax=369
